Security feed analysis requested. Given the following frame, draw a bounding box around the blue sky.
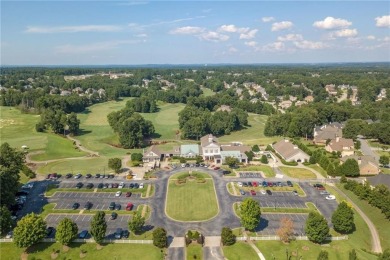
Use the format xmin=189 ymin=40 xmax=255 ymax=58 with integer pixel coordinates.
xmin=1 ymin=1 xmax=389 ymax=65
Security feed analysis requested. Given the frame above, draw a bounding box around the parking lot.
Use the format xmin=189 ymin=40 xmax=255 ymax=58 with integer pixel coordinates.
xmin=58 ymin=180 xmax=147 ymax=189
xmin=256 ymin=213 xmax=308 ymax=236
xmin=45 ymin=213 xmax=131 ymax=239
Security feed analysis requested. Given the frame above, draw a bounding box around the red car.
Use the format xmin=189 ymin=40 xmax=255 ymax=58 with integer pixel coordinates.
xmin=250 ymin=190 xmax=256 ymax=196
xmin=125 ymin=192 xmax=132 ymax=197
xmin=253 ymin=182 xmax=258 ymax=187
xmin=268 ymin=182 xmax=273 ymax=187
xmin=126 ymin=203 xmax=133 ymax=211
xmin=214 ymin=167 xmax=220 ymax=170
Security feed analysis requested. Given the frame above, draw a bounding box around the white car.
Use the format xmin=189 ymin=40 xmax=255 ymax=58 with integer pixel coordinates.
xmin=118 ymin=182 xmax=124 ymax=189
xmin=139 ymin=183 xmax=144 ymax=189
xmin=115 ymin=191 xmax=122 ymax=197
xmin=325 ymin=195 xmax=336 ymax=200
xmin=260 ymin=189 xmax=266 ymax=195
xmin=237 ymin=182 xmax=243 ymax=187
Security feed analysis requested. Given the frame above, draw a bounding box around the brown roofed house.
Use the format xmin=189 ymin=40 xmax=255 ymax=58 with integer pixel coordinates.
xmin=340 ymin=155 xmax=380 ymax=175
xmin=325 ymin=137 xmax=354 ymax=157
xmin=272 ymin=140 xmax=310 ymax=162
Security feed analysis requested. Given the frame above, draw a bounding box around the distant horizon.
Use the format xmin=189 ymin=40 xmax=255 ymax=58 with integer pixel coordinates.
xmin=1 ymin=1 xmax=389 ymax=65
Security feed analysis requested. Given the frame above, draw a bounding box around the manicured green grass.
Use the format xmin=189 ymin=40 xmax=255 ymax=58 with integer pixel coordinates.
xmin=0 ymin=106 xmax=85 ymax=160
xmin=218 ymin=114 xmax=282 ymax=146
xmin=166 ymin=172 xmax=219 ymax=221
xmin=186 ymin=243 xmax=203 ymax=260
xmin=170 ymin=171 xmax=211 ymax=179
xmin=279 ymin=167 xmax=317 ymax=179
xmin=306 ymin=164 xmax=328 ymax=177
xmin=140 ymin=102 xmax=185 ymax=140
xmin=0 ymin=242 xmax=162 ymax=260
xmin=222 ymin=242 xmax=259 ymax=260
xmin=337 ymin=184 xmax=390 ymax=250
xmin=237 ymin=165 xmax=275 ymax=177
xmin=37 ymin=157 xmax=109 ymax=175
xmin=45 ymin=184 xmax=149 ymax=197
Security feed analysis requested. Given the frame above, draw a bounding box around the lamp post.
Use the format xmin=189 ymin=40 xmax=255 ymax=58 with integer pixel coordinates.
xmin=286 ymin=248 xmax=289 ymax=260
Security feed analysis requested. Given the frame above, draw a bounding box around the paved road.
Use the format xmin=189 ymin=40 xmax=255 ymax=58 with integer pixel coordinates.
xmin=167 ymin=247 xmax=184 ymax=260
xmin=332 ymin=185 xmax=382 ymax=253
xmin=203 ymin=246 xmax=224 ymax=260
xmin=359 ymin=138 xmax=379 ymax=162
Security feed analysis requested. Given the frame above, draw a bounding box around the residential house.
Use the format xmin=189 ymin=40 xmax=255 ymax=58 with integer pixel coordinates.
xmin=325 ymin=137 xmax=354 ymax=157
xmin=295 ymin=100 xmax=307 ymax=107
xmin=304 ymin=95 xmax=314 ymax=102
xmin=60 ymin=90 xmax=72 ymax=96
xmin=340 ymin=155 xmax=380 ymax=175
xmin=97 ymin=88 xmax=106 ymax=98
xmin=272 ymin=140 xmax=310 ymax=162
xmin=376 ymin=88 xmax=387 ymax=101
xmin=217 ymin=105 xmax=232 ymax=112
xmin=279 ymin=100 xmax=292 ymax=109
xmin=200 ymin=134 xmax=220 ymax=161
xmin=325 ymin=84 xmax=338 ymax=96
xmin=313 ymin=123 xmax=344 ymax=144
xmin=142 ymin=145 xmax=162 ymax=163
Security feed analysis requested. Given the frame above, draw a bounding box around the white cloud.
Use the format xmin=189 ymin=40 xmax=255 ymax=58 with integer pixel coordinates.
xmin=380 ymin=36 xmax=390 ymax=42
xmin=271 ymin=21 xmax=293 ymax=31
xmin=375 ymin=15 xmax=390 ymax=28
xmin=293 ymin=40 xmax=327 ymax=50
xmin=277 ymin=34 xmax=303 ymax=41
xmin=219 ymin=24 xmax=249 ymax=33
xmin=239 ymin=29 xmax=258 ymax=39
xmin=331 ymin=28 xmax=358 ymax=38
xmin=313 ymin=17 xmax=352 ymax=30
xmin=199 ymin=31 xmax=229 ymax=42
xmin=117 ymin=1 xmax=148 ymax=6
xmin=135 ymin=33 xmax=148 ymax=38
xmin=170 ymin=26 xmax=205 ymax=35
xmin=367 ymin=35 xmax=376 ymax=40
xmin=202 ymin=9 xmax=212 ymax=13
xmin=25 ymin=25 xmax=122 ymax=33
xmin=262 ymin=42 xmax=285 ymax=51
xmin=262 ymin=17 xmax=275 ymax=23
xmin=55 ymin=40 xmax=140 ymax=53
xmin=228 ymin=47 xmax=238 ymax=53
xmin=245 ymin=41 xmax=258 ymax=47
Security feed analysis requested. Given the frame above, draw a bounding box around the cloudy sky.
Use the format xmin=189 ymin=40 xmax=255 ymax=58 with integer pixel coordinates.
xmin=1 ymin=1 xmax=389 ymax=65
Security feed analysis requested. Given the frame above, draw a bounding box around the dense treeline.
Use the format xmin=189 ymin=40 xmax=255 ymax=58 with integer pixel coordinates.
xmin=264 ymin=100 xmax=390 ymax=144
xmin=343 ymin=179 xmax=390 ymax=219
xmin=126 ymin=97 xmax=158 ymax=113
xmin=178 ymin=105 xmax=248 ymax=139
xmin=107 ymin=107 xmax=154 ymax=148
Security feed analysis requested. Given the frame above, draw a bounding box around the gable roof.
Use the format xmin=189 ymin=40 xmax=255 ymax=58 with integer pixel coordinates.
xmin=143 ymin=145 xmax=161 ymax=158
xmin=181 ymin=144 xmax=200 ymax=155
xmin=367 ymin=174 xmax=390 ymax=189
xmin=340 ymin=155 xmax=379 ymax=167
xmin=327 ymin=138 xmax=354 ymax=151
xmin=273 ymin=140 xmax=308 ymax=160
xmin=200 ymin=134 xmax=219 ymax=147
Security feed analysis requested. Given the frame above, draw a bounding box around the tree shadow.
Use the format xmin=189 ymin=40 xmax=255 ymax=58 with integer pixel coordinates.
xmin=254 ymin=217 xmax=269 ymax=232
xmin=26 ymin=242 xmax=54 ymax=254
xmin=167 ymin=235 xmax=174 ymax=247
xmin=77 ymin=129 xmax=92 ymax=136
xmin=150 ymin=132 xmax=162 ymax=139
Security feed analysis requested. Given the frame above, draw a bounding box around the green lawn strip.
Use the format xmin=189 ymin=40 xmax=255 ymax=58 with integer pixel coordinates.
xmin=37 ymin=157 xmax=110 ymax=175
xmin=255 ymin=239 xmax=377 ymax=260
xmin=170 ymin=171 xmax=211 ymax=179
xmin=141 ymin=184 xmax=154 ymax=198
xmin=218 ymin=114 xmax=283 ymax=146
xmin=233 ymin=201 xmax=315 ymax=215
xmin=129 ymin=229 xmax=154 ymax=240
xmin=279 ymin=166 xmax=316 ymax=179
xmin=222 ymin=242 xmax=259 ymax=260
xmin=166 ymin=173 xmax=219 ymax=221
xmin=0 ymin=242 xmax=162 ymax=260
xmin=18 ymin=172 xmax=30 ymax=184
xmin=45 ymin=184 xmax=147 ymax=197
xmin=237 ymin=165 xmax=275 ymax=177
xmin=139 ymin=205 xmax=152 ymax=220
xmin=306 ymin=164 xmax=328 ymax=177
xmin=227 ymin=182 xmax=235 ymax=196
xmin=336 ymin=184 xmax=390 ymax=249
xmin=233 ymin=182 xmax=306 ymax=196
xmin=186 ymin=243 xmax=203 ymax=260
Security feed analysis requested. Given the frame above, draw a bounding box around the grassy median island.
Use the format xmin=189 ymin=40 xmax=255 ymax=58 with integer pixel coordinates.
xmin=166 ymin=172 xmax=219 ymax=221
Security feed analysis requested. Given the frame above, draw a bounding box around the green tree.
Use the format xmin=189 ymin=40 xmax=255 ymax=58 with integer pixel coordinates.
xmin=332 ymin=201 xmax=355 ymax=234
xmin=305 ymin=211 xmax=329 ymax=244
xmin=339 ymin=158 xmax=360 ymax=177
xmin=225 ymin=156 xmax=238 ymax=168
xmin=252 ymin=145 xmax=260 ymax=152
xmin=0 ymin=143 xmax=25 ymax=207
xmin=260 ymin=155 xmax=269 ymax=164
xmin=128 ymin=212 xmax=145 ymax=235
xmin=131 ymin=153 xmax=143 ymax=162
xmin=0 ymin=206 xmax=13 ymax=235
xmin=349 ymin=249 xmax=358 ymax=260
xmin=152 ymin=227 xmax=167 ymax=248
xmin=67 ymin=112 xmax=80 ymax=135
xmin=90 ymin=211 xmax=107 ymax=244
xmin=108 ymin=158 xmax=122 ymax=173
xmin=354 ymin=140 xmax=361 ymax=150
xmin=379 ymin=155 xmax=390 ymax=167
xmin=317 ymin=250 xmax=329 ymax=260
xmin=13 ymin=213 xmax=46 ymax=249
xmin=378 ymin=248 xmax=390 ymax=260
xmin=221 ymin=227 xmax=236 ymax=246
xmin=55 ymin=218 xmax=78 ymax=246
xmin=240 ymin=198 xmax=261 ymax=231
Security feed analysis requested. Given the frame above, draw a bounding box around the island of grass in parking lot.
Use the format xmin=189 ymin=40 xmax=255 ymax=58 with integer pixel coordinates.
xmin=166 ymin=172 xmax=219 ymax=221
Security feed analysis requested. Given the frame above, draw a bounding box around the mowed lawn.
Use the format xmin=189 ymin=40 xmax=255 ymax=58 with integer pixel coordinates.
xmin=140 ymin=102 xmax=184 ymax=140
xmin=0 ymin=106 xmax=86 ymax=160
xmin=186 ymin=243 xmax=203 ymax=260
xmin=166 ymin=172 xmax=219 ymax=221
xmin=0 ymin=242 xmax=162 ymax=260
xmin=222 ymin=242 xmax=258 ymax=260
xmin=37 ymin=157 xmax=109 ymax=175
xmin=279 ymin=167 xmax=316 ymax=179
xmin=218 ymin=113 xmax=282 ymax=146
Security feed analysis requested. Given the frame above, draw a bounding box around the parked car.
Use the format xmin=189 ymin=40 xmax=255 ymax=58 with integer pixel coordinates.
xmin=84 ymin=201 xmax=92 ymax=210
xmin=115 ymin=228 xmax=123 ymax=239
xmin=118 ymin=182 xmax=124 ymax=189
xmin=95 ymin=173 xmax=100 ymax=178
xmin=112 ymin=183 xmax=119 ymax=188
xmin=125 ymin=192 xmax=132 ymax=197
xmin=253 ymin=181 xmax=258 ymax=187
xmin=86 ymin=183 xmax=94 ymax=189
xmin=320 ymin=191 xmax=330 ymax=195
xmin=72 ymin=202 xmax=80 ymax=209
xmin=326 ymin=195 xmax=336 ymax=200
xmin=260 ymin=189 xmax=266 ymax=195
xmin=250 ymin=190 xmax=256 ymax=196
xmin=74 ymin=173 xmax=82 ymax=179
xmin=97 ymin=183 xmax=104 ymax=189
xmin=126 ymin=203 xmax=133 ymax=211
xmin=237 ymin=182 xmax=243 ymax=187
xmin=292 ymin=190 xmax=298 ymax=196
xmin=262 ymin=181 xmax=268 ymax=187
xmin=79 ymin=230 xmax=88 ymax=239
xmin=266 ymin=189 xmax=272 ymax=195
xmin=139 ymin=183 xmax=144 ymax=189
xmin=76 ymin=182 xmax=83 ymax=189
xmin=248 ymin=182 xmax=253 ymax=187
xmin=65 ymin=173 xmax=73 ymax=179
xmin=86 ymin=173 xmax=92 ymax=178
xmin=277 ymin=182 xmax=282 ymax=187
xmin=134 ymin=183 xmax=139 ymax=189
xmin=267 ymin=182 xmax=273 ymax=187
xmin=287 ymin=181 xmax=293 ymax=187
xmin=115 ymin=191 xmax=122 ymax=197
xmin=122 ymin=230 xmax=129 ymax=238
xmin=240 ymin=190 xmax=245 ymax=195
xmin=111 ymin=212 xmax=118 ymax=220
xmin=129 ymin=183 xmax=135 ymax=189
xmin=115 ymin=204 xmax=121 ymax=210
xmin=46 ymin=227 xmax=55 ymax=237
xmin=109 ymin=202 xmax=116 ymax=210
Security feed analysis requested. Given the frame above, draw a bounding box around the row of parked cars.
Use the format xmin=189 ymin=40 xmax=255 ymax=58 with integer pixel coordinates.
xmin=313 ymin=183 xmax=336 ymax=200
xmin=47 ymin=173 xmax=118 ymax=180
xmin=237 ymin=180 xmax=293 ymax=188
xmin=74 ymin=182 xmax=144 ymax=189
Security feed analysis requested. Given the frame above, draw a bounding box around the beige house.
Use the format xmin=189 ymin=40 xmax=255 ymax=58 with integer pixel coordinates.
xmin=313 ymin=123 xmax=343 ymax=144
xmin=142 ymin=145 xmax=162 ymax=163
xmin=201 ymin=134 xmax=221 ymax=161
xmin=272 ymin=140 xmax=310 ymax=162
xmin=325 ymin=137 xmax=354 ymax=157
xmin=341 ymin=155 xmax=380 ymax=175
